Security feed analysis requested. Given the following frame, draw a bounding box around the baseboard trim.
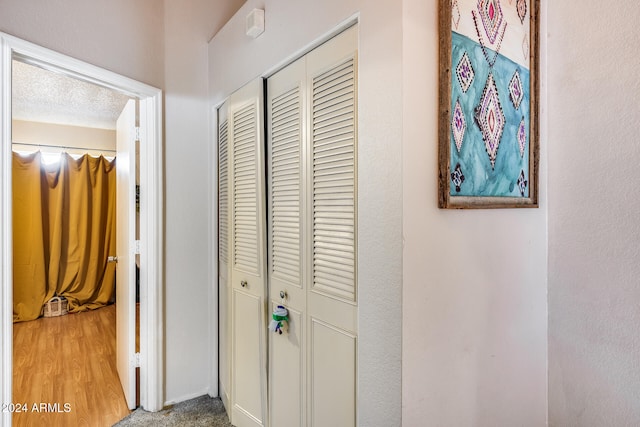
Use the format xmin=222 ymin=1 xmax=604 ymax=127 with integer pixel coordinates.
xmin=164 ymin=390 xmax=212 ymax=407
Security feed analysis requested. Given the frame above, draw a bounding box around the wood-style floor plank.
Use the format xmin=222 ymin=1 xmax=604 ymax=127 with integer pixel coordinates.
xmin=12 ymin=304 xmax=131 ymax=427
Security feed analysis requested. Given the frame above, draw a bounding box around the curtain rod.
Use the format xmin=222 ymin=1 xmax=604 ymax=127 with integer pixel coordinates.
xmin=12 ymin=141 xmax=116 ymax=153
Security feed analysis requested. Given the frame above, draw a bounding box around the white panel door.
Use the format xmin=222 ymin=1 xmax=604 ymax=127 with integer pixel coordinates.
xmin=267 ymin=56 xmax=306 ymax=427
xmin=306 ymin=26 xmax=358 ymax=427
xmin=228 ymin=78 xmax=268 ymax=427
xmin=115 ymin=99 xmax=137 ymax=410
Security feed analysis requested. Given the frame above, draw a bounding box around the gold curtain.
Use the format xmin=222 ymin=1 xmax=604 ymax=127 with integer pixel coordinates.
xmin=12 ymin=152 xmax=117 ymax=322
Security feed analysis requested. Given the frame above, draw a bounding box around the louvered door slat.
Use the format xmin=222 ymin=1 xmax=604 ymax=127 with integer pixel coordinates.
xmin=311 ymin=57 xmax=356 ymax=302
xmin=273 ymin=148 xmax=299 ymax=159
xmin=272 ymin=161 xmax=299 ymax=172
xmin=272 ymin=113 xmax=299 ymax=129
xmin=270 ymin=86 xmax=302 ymax=285
xmin=314 ymin=147 xmax=354 ymax=160
xmin=314 ymin=106 xmax=354 ymax=125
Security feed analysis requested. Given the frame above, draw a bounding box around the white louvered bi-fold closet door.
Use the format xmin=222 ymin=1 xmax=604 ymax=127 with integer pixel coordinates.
xmin=306 ymin=25 xmax=358 ymax=427
xmin=217 ymin=102 xmax=231 ymax=412
xmin=267 ymin=56 xmax=306 ymax=427
xmin=267 ymin=25 xmax=358 ymax=427
xmin=228 ymin=78 xmax=268 ymax=427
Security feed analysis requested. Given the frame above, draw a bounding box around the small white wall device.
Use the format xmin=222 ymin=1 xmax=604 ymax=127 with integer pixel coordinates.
xmin=246 ymin=9 xmax=265 ymax=38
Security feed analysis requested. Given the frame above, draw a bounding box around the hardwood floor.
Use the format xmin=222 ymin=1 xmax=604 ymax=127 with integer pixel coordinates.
xmin=12 ymin=304 xmax=131 ymax=427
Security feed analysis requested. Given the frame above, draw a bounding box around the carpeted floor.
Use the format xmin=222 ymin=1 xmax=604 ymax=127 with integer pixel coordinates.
xmin=114 ymin=395 xmax=233 ymax=427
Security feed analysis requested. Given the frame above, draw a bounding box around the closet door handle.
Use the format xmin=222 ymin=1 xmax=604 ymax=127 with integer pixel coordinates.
xmin=240 ymin=280 xmax=247 ymax=288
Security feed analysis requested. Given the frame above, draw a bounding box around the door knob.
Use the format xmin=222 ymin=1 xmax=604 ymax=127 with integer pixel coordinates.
xmin=241 ymin=280 xmax=247 ymax=288
xmin=279 ymin=290 xmax=287 ymax=299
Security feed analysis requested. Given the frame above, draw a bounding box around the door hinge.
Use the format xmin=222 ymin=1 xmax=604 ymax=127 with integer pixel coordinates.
xmin=135 ymin=240 xmax=141 ymax=255
xmin=134 ymin=352 xmax=141 ymax=368
xmin=135 ymin=126 xmax=140 ymax=141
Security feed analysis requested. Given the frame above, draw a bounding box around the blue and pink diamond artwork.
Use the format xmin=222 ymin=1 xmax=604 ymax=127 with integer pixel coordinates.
xmin=448 ymin=0 xmax=531 ymax=198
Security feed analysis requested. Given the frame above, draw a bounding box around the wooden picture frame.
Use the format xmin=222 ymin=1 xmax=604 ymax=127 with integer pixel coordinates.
xmin=438 ymin=0 xmax=539 ymax=209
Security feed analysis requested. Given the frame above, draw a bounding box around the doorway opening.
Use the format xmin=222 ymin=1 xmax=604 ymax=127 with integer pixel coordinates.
xmin=11 ymin=58 xmax=135 ymax=425
xmin=0 ymin=32 xmax=164 ymax=427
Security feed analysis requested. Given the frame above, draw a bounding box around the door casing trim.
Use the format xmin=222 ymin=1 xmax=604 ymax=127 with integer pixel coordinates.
xmin=0 ymin=32 xmax=165 ymax=426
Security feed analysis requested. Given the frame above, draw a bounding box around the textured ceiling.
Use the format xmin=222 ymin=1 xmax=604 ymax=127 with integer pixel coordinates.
xmin=12 ymin=60 xmax=132 ymax=130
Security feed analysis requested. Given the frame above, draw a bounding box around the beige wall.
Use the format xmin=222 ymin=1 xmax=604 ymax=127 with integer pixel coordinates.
xmin=547 ymin=0 xmax=640 ymax=425
xmin=12 ymin=120 xmax=115 ymax=156
xmin=401 ymin=0 xmax=548 ymax=425
xmin=162 ymin=0 xmax=245 ymax=404
xmin=6 ymin=0 xmax=637 ymax=424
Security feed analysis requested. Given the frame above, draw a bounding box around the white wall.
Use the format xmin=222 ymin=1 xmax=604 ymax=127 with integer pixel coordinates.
xmin=547 ymin=1 xmax=640 ymax=425
xmin=401 ymin=0 xmax=548 ymax=425
xmin=208 ymin=1 xmax=403 ymax=425
xmin=163 ymin=0 xmax=212 ymax=404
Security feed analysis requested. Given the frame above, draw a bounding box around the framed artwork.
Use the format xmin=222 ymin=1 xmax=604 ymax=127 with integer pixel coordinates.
xmin=438 ymin=0 xmax=539 ymax=208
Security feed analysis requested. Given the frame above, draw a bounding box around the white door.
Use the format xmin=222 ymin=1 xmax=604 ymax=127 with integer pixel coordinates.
xmin=306 ymin=26 xmax=358 ymax=427
xmin=267 ymin=25 xmax=358 ymax=427
xmin=115 ymin=99 xmax=137 ymax=410
xmin=267 ymin=56 xmax=307 ymax=427
xmin=228 ymin=79 xmax=268 ymax=427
